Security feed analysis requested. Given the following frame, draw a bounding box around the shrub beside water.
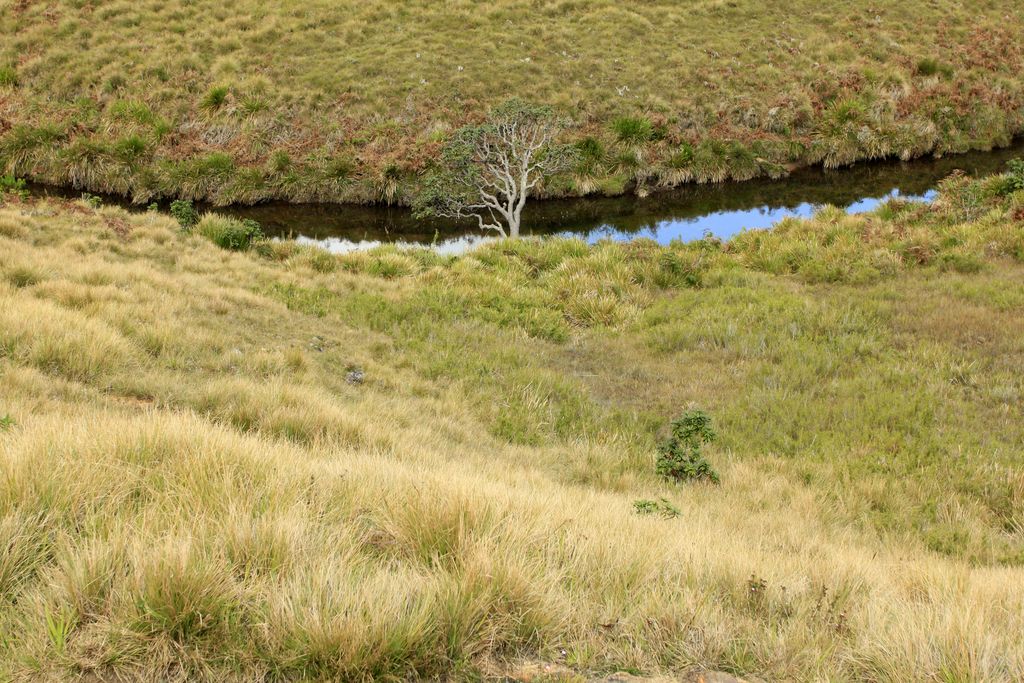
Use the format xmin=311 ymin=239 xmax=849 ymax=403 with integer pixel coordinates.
xmin=0 ymin=174 xmax=28 ymax=200
xmin=170 ymin=200 xmax=200 ymax=230
xmin=1004 ymin=159 xmax=1024 ymax=194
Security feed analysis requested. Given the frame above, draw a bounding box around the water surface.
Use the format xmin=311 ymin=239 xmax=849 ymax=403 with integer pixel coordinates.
xmin=32 ymin=141 xmax=1024 ymax=254
xmin=223 ymin=141 xmax=1024 ymax=253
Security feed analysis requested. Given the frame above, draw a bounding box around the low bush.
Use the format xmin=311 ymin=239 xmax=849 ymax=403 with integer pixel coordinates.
xmin=655 ymin=409 xmax=719 ymax=484
xmin=633 ymin=498 xmax=681 ymax=518
xmin=0 ymin=174 xmax=28 ymax=200
xmin=1004 ymin=158 xmax=1024 ymax=194
xmin=170 ymin=199 xmax=200 ymax=230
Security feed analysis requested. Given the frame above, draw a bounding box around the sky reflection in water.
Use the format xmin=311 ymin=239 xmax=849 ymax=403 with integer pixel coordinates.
xmin=225 ymin=141 xmax=1021 ymax=254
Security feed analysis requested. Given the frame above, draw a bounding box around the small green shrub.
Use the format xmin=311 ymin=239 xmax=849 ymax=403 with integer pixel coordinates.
xmin=201 ymin=85 xmax=230 ymax=110
xmin=690 ymin=139 xmax=732 ymax=183
xmin=148 ymin=66 xmax=170 ymax=82
xmin=656 ymin=409 xmax=719 ymax=484
xmin=240 ymin=94 xmax=268 ymax=115
xmin=366 ymin=252 xmax=417 ymax=278
xmin=170 ymin=200 xmax=200 ymax=230
xmin=197 ymin=214 xmax=264 ymax=250
xmin=633 ymin=498 xmax=681 ymax=518
xmin=0 ymin=174 xmax=28 ymax=200
xmin=1003 ymin=159 xmax=1024 ymax=194
xmin=0 ymin=125 xmax=64 ymax=174
xmin=0 ymin=415 xmax=14 ymax=432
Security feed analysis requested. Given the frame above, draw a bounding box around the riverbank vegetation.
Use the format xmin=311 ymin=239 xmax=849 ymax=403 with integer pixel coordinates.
xmin=1 ymin=168 xmax=1023 ymax=679
xmin=2 ymin=1 xmax=1024 ymax=206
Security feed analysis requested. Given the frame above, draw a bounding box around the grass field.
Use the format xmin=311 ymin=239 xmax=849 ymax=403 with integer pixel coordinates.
xmin=1 ymin=167 xmax=1023 ymax=680
xmin=2 ymin=1 xmax=1024 ymax=206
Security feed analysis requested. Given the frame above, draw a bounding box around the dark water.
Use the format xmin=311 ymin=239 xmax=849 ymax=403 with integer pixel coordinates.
xmin=33 ymin=140 xmax=1024 ymax=254
xmin=226 ymin=141 xmax=1024 ymax=254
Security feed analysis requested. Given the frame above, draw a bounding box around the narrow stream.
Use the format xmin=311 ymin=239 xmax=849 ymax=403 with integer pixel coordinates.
xmin=31 ymin=140 xmax=1024 ymax=254
xmin=226 ymin=141 xmax=1024 ymax=254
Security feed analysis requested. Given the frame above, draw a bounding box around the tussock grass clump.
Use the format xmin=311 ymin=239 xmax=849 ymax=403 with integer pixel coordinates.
xmin=0 ymin=124 xmax=65 ymax=174
xmin=200 ymin=85 xmax=230 ymax=110
xmin=109 ymin=99 xmax=161 ymax=128
xmin=612 ymin=116 xmax=654 ymax=147
xmin=916 ymin=57 xmax=955 ymax=79
xmin=0 ymin=291 xmax=136 ymax=381
xmin=0 ymin=65 xmax=17 ymax=87
xmin=195 ymin=213 xmax=264 ymax=250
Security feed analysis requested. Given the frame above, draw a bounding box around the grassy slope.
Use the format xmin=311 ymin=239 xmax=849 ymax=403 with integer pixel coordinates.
xmin=1 ymin=173 xmax=1024 ymax=680
xmin=2 ymin=0 xmax=1024 ymax=205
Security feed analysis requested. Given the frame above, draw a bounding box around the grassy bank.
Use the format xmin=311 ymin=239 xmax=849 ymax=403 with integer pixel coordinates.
xmin=1 ymin=168 xmax=1023 ymax=680
xmin=2 ymin=1 xmax=1024 ymax=206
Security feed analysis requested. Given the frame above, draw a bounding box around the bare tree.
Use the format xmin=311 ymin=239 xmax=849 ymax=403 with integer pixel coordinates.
xmin=415 ymin=99 xmax=575 ymax=238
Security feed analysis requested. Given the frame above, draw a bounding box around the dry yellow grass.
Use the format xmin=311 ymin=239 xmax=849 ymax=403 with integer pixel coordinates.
xmin=1 ymin=183 xmax=1024 ymax=679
